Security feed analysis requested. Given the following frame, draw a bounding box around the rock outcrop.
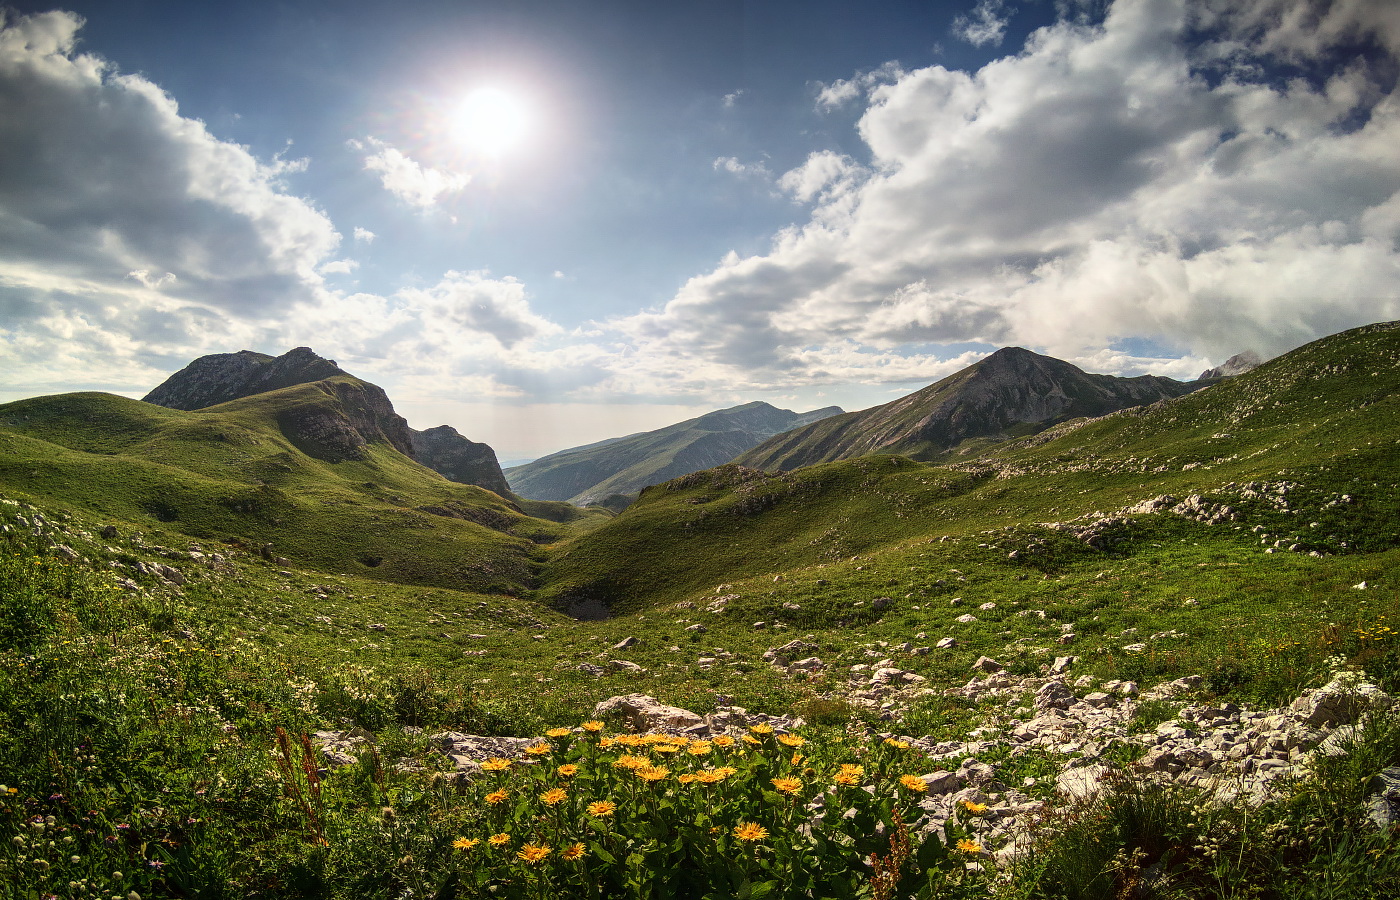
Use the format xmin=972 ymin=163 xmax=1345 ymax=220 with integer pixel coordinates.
xmin=410 ymin=426 xmax=511 ymax=496
xmin=1199 ymin=350 xmax=1263 ymax=380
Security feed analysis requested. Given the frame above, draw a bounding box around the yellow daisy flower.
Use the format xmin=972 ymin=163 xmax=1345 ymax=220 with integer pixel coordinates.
xmin=517 ymin=843 xmax=552 ymax=864
xmin=771 ymin=777 xmax=802 ymax=794
xmin=452 ymin=837 xmax=480 ymax=850
xmin=485 ymin=789 xmax=510 ymax=805
xmin=557 ymin=764 xmax=579 ymax=777
xmin=884 ymin=738 xmax=910 ymax=749
xmin=581 ymin=720 xmax=605 ymax=732
xmin=749 ymin=723 xmax=774 ymax=735
xmin=586 ymin=800 xmax=617 ymax=817
xmin=899 ymin=775 xmax=929 ymax=793
xmin=734 ymin=822 xmax=769 ymax=842
xmin=540 ymin=788 xmax=568 ymax=806
xmin=546 ymin=727 xmax=572 ymax=738
xmin=712 ymin=735 xmax=736 ymax=747
xmin=488 ymin=833 xmax=510 ymax=847
xmin=525 ymin=742 xmax=551 ymax=756
xmin=959 ymin=800 xmax=988 ymax=815
xmin=777 ymin=734 xmax=806 ymax=747
xmin=635 ymin=765 xmax=670 ymax=782
xmin=957 ymin=839 xmax=983 ymax=854
xmin=480 ymin=757 xmax=512 ymax=772
xmin=687 ymin=741 xmax=713 ymax=756
xmin=562 ymin=842 xmax=586 ymax=861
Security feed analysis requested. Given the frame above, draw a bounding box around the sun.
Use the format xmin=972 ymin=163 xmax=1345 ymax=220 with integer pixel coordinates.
xmin=453 ymin=86 xmax=531 ymax=157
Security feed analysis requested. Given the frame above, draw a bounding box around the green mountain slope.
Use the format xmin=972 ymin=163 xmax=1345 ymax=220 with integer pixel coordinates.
xmin=540 ymin=322 xmax=1400 ymax=617
xmin=505 ymin=400 xmax=842 ymax=505
xmin=0 ymin=378 xmax=594 ymax=594
xmin=735 ymin=346 xmax=1200 ymax=470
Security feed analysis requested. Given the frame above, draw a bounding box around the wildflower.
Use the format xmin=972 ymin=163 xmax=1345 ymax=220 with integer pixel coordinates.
xmin=581 ymin=720 xmax=605 ymax=732
xmin=557 ymin=764 xmax=579 ymax=777
xmin=716 ymin=766 xmax=738 ymax=777
xmin=480 ymin=758 xmax=512 ymax=772
xmin=743 ymin=735 xmax=762 ymax=746
xmin=677 ymin=773 xmax=698 ymax=784
xmin=750 ymin=723 xmax=774 ymax=735
xmin=615 ymin=734 xmax=644 ymax=747
xmin=959 ymin=800 xmax=988 ymax=815
xmin=833 ymin=771 xmax=859 ymax=786
xmin=546 ymin=727 xmax=572 ymax=738
xmin=697 ymin=769 xmax=726 ymax=784
xmin=586 ymin=800 xmax=617 ymax=817
xmin=488 ymin=833 xmax=510 ymax=847
xmin=712 ymin=735 xmax=736 ymax=748
xmin=899 ymin=775 xmax=929 ymax=793
xmin=540 ymin=788 xmax=568 ymax=806
xmin=771 ymin=777 xmax=802 ymax=795
xmin=635 ymin=765 xmax=670 ymax=783
xmin=791 ymin=753 xmax=804 ymax=765
xmin=525 ymin=742 xmax=551 ymax=756
xmin=956 ymin=839 xmax=983 ymax=854
xmin=562 ymin=842 xmax=586 ymax=861
xmin=599 ymin=736 xmax=616 ymax=749
xmin=485 ymin=790 xmax=510 ymax=805
xmin=734 ymin=822 xmax=769 ymax=842
xmin=687 ymin=741 xmax=713 ymax=756
xmin=517 ymin=843 xmax=552 ymax=864
xmin=653 ymin=744 xmax=681 ymax=754
xmin=777 ymin=734 xmax=805 ymax=747
xmin=839 ymin=764 xmax=864 ymax=776
xmin=452 ymin=837 xmax=480 ymax=851
xmin=884 ymin=738 xmax=910 ymax=749
xmin=613 ymin=754 xmax=649 ymax=770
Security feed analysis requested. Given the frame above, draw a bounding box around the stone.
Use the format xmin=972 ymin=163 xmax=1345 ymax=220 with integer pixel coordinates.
xmin=1035 ymin=680 xmax=1076 ymax=711
xmin=593 ymin=694 xmax=703 ymax=731
xmin=936 ymin=637 xmax=957 ymax=650
xmin=613 ymin=636 xmax=640 ymax=650
xmin=1057 ymin=765 xmax=1112 ymax=800
xmin=1049 ymin=656 xmax=1076 ymax=675
xmin=955 ymin=614 xmax=978 ymax=624
xmin=608 ymin=660 xmax=646 ymax=674
xmin=790 ymin=657 xmax=825 ymax=671
xmin=971 ymin=656 xmax=1005 ymax=674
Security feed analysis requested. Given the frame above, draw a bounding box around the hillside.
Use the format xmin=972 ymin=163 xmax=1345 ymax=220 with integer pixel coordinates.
xmin=505 ymin=400 xmax=842 ymax=505
xmin=0 ymin=378 xmax=596 ymax=595
xmin=145 ymin=347 xmax=513 ymax=494
xmin=735 ymin=346 xmax=1200 ymax=471
xmin=541 ymin=322 xmax=1400 ymax=617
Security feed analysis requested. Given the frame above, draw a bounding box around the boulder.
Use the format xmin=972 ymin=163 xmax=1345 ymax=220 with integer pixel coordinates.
xmin=593 ymin=694 xmax=703 ymax=731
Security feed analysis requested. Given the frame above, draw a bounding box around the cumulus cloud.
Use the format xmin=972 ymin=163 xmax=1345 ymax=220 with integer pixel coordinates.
xmin=815 ymin=61 xmax=906 ymax=111
xmin=399 ymin=271 xmax=562 ymax=349
xmin=352 ymin=138 xmax=471 ymax=208
xmin=953 ymin=0 xmax=1013 ymax=47
xmin=713 ymin=156 xmax=772 ymax=180
xmin=352 ymin=226 xmax=375 ymax=243
xmin=0 ymin=9 xmax=343 ymax=392
xmin=608 ymin=0 xmax=1400 ymax=392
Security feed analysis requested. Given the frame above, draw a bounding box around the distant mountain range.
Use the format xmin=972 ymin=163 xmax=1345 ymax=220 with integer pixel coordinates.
xmin=734 ymin=346 xmax=1204 ymax=471
xmin=143 ymin=348 xmax=511 ymax=496
xmin=506 ymin=401 xmax=844 ymax=505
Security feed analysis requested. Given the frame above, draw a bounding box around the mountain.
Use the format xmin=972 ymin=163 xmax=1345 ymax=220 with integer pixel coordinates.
xmin=505 ymin=401 xmax=843 ymax=505
xmin=733 ymin=346 xmax=1200 ymax=472
xmin=1199 ymin=350 xmax=1264 ymax=380
xmin=144 ymin=347 xmax=510 ymax=494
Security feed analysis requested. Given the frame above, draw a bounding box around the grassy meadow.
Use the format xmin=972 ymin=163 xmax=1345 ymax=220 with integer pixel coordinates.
xmin=2 ymin=322 xmax=1400 ymax=897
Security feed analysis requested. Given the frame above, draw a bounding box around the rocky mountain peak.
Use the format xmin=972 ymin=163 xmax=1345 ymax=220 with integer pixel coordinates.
xmin=143 ymin=347 xmax=346 ymax=411
xmin=1199 ymin=351 xmax=1263 ymax=380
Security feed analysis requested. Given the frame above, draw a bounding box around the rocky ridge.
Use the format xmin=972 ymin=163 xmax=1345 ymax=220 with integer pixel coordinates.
xmin=143 ymin=347 xmax=511 ymax=493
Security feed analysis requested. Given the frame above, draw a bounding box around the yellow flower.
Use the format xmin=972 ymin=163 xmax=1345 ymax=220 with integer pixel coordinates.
xmin=613 ymin=754 xmax=649 ymax=770
xmin=742 ymin=735 xmax=761 ymax=745
xmin=635 ymin=765 xmax=670 ymax=782
xmin=517 ymin=843 xmax=552 ymax=864
xmin=677 ymin=773 xmax=698 ymax=784
xmin=480 ymin=757 xmax=512 ymax=772
xmin=557 ymin=764 xmax=579 ymax=777
xmin=488 ymin=833 xmax=510 ymax=847
xmin=696 ymin=769 xmax=726 ymax=784
xmin=712 ymin=735 xmax=736 ymax=747
xmin=749 ymin=723 xmax=774 ymax=735
xmin=586 ymin=800 xmax=617 ymax=817
xmin=581 ymin=720 xmax=605 ymax=732
xmin=839 ymin=763 xmax=864 ymax=776
xmin=525 ymin=742 xmax=551 ymax=756
xmin=959 ymin=800 xmax=988 ymax=815
xmin=687 ymin=741 xmax=713 ymax=756
xmin=452 ymin=837 xmax=480 ymax=851
xmin=957 ymin=838 xmax=983 ymax=854
xmin=833 ymin=771 xmax=859 ymax=786
xmin=546 ymin=727 xmax=572 ymax=738
xmin=540 ymin=788 xmax=568 ymax=806
xmin=485 ymin=789 xmax=510 ymax=805
xmin=717 ymin=766 xmax=738 ymax=777
xmin=884 ymin=738 xmax=910 ymax=749
xmin=771 ymin=777 xmax=802 ymax=795
xmin=615 ymin=734 xmax=644 ymax=747
xmin=899 ymin=775 xmax=929 ymax=793
xmin=653 ymin=744 xmax=681 ymax=754
xmin=599 ymin=736 xmax=617 ymax=749
xmin=734 ymin=822 xmax=769 ymax=842
xmin=562 ymin=842 xmax=586 ymax=861
xmin=791 ymin=753 xmax=804 ymax=765
xmin=777 ymin=734 xmax=806 ymax=747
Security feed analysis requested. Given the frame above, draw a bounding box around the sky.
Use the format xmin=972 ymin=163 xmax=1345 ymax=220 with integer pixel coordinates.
xmin=1 ymin=0 xmax=1398 ymax=461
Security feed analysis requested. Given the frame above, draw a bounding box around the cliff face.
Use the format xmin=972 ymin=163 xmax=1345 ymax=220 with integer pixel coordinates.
xmin=143 ymin=347 xmax=509 ymax=493
xmin=736 ymin=347 xmax=1202 ymax=471
xmin=410 ymin=426 xmax=511 ymax=496
xmin=1199 ymin=351 xmax=1264 ymax=380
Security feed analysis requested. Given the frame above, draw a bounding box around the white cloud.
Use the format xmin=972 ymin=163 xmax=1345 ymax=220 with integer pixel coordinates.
xmin=352 ymin=226 xmax=375 ymax=243
xmin=399 ymin=271 xmax=562 ymax=350
xmin=953 ymin=0 xmax=1013 ymax=48
xmin=0 ymin=9 xmax=340 ymax=388
xmin=607 ymin=0 xmax=1400 ymax=392
xmin=713 ymin=156 xmax=772 ymax=180
xmin=354 ymin=137 xmax=471 ymax=208
xmin=815 ymin=62 xmax=906 ymax=111
xmin=319 ymin=259 xmax=358 ymax=275
xmin=722 ymin=89 xmax=744 ymax=108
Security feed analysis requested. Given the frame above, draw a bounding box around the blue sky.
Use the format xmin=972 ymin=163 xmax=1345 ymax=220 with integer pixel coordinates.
xmin=1 ymin=0 xmax=1398 ymax=460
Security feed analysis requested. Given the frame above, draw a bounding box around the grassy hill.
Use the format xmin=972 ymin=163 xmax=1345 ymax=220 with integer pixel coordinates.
xmin=0 ymin=379 xmax=606 ymax=596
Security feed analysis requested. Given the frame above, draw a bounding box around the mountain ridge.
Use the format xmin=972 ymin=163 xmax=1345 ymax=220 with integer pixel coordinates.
xmin=506 ymin=400 xmax=843 ymax=505
xmin=734 ymin=346 xmax=1202 ymax=471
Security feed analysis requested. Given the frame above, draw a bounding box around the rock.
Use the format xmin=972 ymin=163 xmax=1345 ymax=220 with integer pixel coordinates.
xmin=1290 ymin=676 xmax=1392 ymax=728
xmin=609 ymin=660 xmax=646 ymax=674
xmin=1035 ymin=680 xmax=1076 ymax=711
xmin=578 ymin=663 xmax=604 ymax=677
xmin=1121 ymin=643 xmax=1147 ymax=653
xmin=613 ymin=636 xmax=640 ymax=650
xmin=971 ymin=656 xmax=1005 ymax=674
xmin=871 ymin=597 xmax=894 ymax=611
xmin=1057 ymin=765 xmax=1112 ymax=800
xmin=955 ymin=614 xmax=978 ymax=624
xmin=790 ymin=657 xmax=826 ymax=672
xmin=1049 ymin=656 xmax=1076 ymax=675
xmin=684 ymin=624 xmax=707 ymax=633
xmin=978 ymin=602 xmax=997 ymax=611
xmin=1366 ymin=767 xmax=1400 ymax=829
xmin=763 ymin=639 xmax=818 ymax=665
xmin=593 ymin=694 xmax=703 ymax=731
xmin=936 ymin=637 xmax=957 ymax=650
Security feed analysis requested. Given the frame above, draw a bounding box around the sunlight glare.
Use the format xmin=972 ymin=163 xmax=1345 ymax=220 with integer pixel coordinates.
xmin=454 ymin=86 xmax=531 ymax=157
